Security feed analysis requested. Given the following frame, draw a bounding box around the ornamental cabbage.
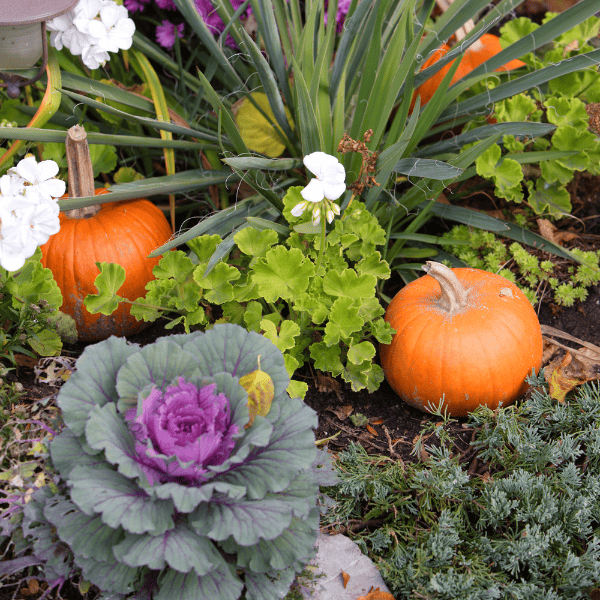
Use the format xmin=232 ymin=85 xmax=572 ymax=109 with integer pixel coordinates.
xmin=7 ymin=324 xmax=326 ymax=600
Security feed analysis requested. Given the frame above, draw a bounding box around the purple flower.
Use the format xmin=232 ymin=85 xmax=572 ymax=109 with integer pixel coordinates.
xmin=324 ymin=0 xmax=351 ymax=32
xmin=124 ymin=0 xmax=151 ymax=13
xmin=194 ymin=0 xmax=252 ymax=47
xmin=125 ymin=378 xmax=239 ymax=485
xmin=156 ymin=20 xmax=185 ymax=49
xmin=156 ymin=0 xmax=177 ymax=9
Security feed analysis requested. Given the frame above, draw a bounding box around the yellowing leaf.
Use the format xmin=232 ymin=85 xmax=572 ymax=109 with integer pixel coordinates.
xmin=239 ymin=355 xmax=275 ymax=428
xmin=548 ymin=367 xmax=579 ymax=404
xmin=234 ymin=92 xmax=293 ymax=157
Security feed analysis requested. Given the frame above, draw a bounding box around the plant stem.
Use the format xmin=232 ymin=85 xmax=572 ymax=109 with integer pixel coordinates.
xmin=314 ymin=208 xmax=327 ymax=276
xmin=423 ymin=261 xmax=468 ymax=313
xmin=63 ymin=125 xmax=101 ymax=219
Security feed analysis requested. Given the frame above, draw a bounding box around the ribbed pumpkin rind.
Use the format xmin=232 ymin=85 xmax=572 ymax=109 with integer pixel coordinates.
xmin=40 ymin=196 xmax=172 ymax=342
xmin=380 ymin=268 xmax=543 ymax=417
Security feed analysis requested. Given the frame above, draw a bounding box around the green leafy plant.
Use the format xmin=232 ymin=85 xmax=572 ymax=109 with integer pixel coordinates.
xmin=85 ymin=192 xmax=395 ymax=398
xmin=322 ymin=375 xmax=600 ymax=599
xmin=0 ymin=323 xmax=335 ymax=600
xmin=4 ymin=0 xmax=600 ymax=280
xmin=466 ymin=12 xmax=600 ymax=215
xmin=0 ymin=249 xmax=75 ymax=365
xmin=441 ymin=224 xmax=600 ymax=306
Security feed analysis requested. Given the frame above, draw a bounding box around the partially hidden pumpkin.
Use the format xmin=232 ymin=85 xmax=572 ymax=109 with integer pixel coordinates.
xmin=411 ymin=34 xmax=526 ymax=111
xmin=40 ymin=125 xmax=173 ymax=342
xmin=380 ymin=261 xmax=543 ymax=417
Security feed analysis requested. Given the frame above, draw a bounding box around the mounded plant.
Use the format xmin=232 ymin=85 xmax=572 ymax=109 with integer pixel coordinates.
xmin=1 ymin=323 xmax=328 ymax=600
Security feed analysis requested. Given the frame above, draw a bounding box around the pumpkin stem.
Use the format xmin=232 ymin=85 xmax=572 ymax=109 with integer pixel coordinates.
xmin=435 ymin=0 xmax=474 ymax=42
xmin=423 ymin=261 xmax=468 ymax=312
xmin=63 ymin=125 xmax=101 ymax=219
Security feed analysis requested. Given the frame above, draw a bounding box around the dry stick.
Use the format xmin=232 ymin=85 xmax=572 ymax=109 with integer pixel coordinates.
xmin=541 ymin=324 xmax=600 ymax=358
xmin=435 ymin=0 xmax=475 ymax=42
xmin=63 ymin=124 xmax=101 ymax=219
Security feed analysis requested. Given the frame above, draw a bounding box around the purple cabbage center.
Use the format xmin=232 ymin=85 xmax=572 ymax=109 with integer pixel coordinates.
xmin=125 ymin=377 xmax=239 ymax=485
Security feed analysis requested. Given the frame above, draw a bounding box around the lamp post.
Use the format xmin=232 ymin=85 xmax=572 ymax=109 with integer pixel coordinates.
xmin=0 ymin=0 xmax=78 ymax=98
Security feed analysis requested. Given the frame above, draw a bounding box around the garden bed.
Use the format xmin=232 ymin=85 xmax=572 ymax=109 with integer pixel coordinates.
xmin=3 ymin=0 xmax=600 ymax=598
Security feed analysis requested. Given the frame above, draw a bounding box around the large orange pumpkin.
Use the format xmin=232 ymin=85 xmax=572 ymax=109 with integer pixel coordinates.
xmin=380 ymin=262 xmax=543 ymax=417
xmin=40 ymin=125 xmax=173 ymax=342
xmin=411 ymin=34 xmax=526 ymax=111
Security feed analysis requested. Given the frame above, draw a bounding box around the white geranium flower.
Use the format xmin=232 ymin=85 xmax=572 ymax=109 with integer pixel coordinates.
xmin=81 ymin=45 xmax=111 ymax=70
xmin=15 ymin=156 xmax=66 ymax=201
xmin=46 ymin=13 xmax=76 ymax=51
xmin=14 ymin=202 xmax=61 ymax=255
xmin=301 ymin=152 xmax=346 ymax=203
xmin=0 ymin=156 xmax=63 ymax=271
xmin=0 ymin=207 xmax=26 ymax=271
xmin=87 ymin=4 xmax=135 ymax=52
xmin=292 ymin=152 xmax=346 ymax=226
xmin=48 ymin=0 xmax=135 ymax=70
xmin=0 ymin=171 xmax=26 ymax=197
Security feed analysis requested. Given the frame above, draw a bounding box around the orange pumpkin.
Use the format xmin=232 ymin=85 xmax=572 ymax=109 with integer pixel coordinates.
xmin=380 ymin=262 xmax=543 ymax=417
xmin=40 ymin=125 xmax=173 ymax=342
xmin=411 ymin=34 xmax=526 ymax=111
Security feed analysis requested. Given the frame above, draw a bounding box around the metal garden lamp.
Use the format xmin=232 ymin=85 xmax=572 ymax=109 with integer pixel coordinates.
xmin=0 ymin=0 xmax=77 ymax=98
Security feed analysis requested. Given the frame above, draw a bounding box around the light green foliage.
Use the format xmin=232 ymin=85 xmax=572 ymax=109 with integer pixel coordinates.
xmin=442 ymin=225 xmax=600 ymax=306
xmin=472 ymin=13 xmax=600 ymax=215
xmin=0 ymin=249 xmax=66 ymax=365
xmin=323 ymin=378 xmax=600 ymax=599
xmin=85 ymin=193 xmax=394 ymax=398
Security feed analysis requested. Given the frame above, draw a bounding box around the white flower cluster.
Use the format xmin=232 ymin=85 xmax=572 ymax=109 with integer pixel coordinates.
xmin=292 ymin=152 xmax=346 ymax=226
xmin=0 ymin=157 xmax=64 ymax=272
xmin=47 ymin=0 xmax=136 ymax=70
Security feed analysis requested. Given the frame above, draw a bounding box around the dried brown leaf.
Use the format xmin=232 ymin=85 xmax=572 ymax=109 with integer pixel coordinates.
xmin=536 ymin=218 xmax=578 ymax=246
xmin=330 ymin=405 xmax=354 ymax=421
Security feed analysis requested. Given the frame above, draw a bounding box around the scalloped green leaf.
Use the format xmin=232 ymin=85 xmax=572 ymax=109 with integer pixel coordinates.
xmin=251 ymin=246 xmax=315 ymax=302
xmin=84 ymin=262 xmax=126 ymax=315
xmin=324 ymin=297 xmax=364 ymax=345
xmin=193 ymin=261 xmax=241 ymax=304
xmin=234 ymin=227 xmax=279 ymax=260
xmin=186 ymin=234 xmax=222 ymax=263
xmin=322 ymin=268 xmax=377 ymax=298
xmin=260 ymin=319 xmax=300 ymax=354
xmin=347 ymin=341 xmax=377 ymax=365
xmin=309 ymin=342 xmax=344 ymax=376
xmin=153 ymin=250 xmax=195 ymax=281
